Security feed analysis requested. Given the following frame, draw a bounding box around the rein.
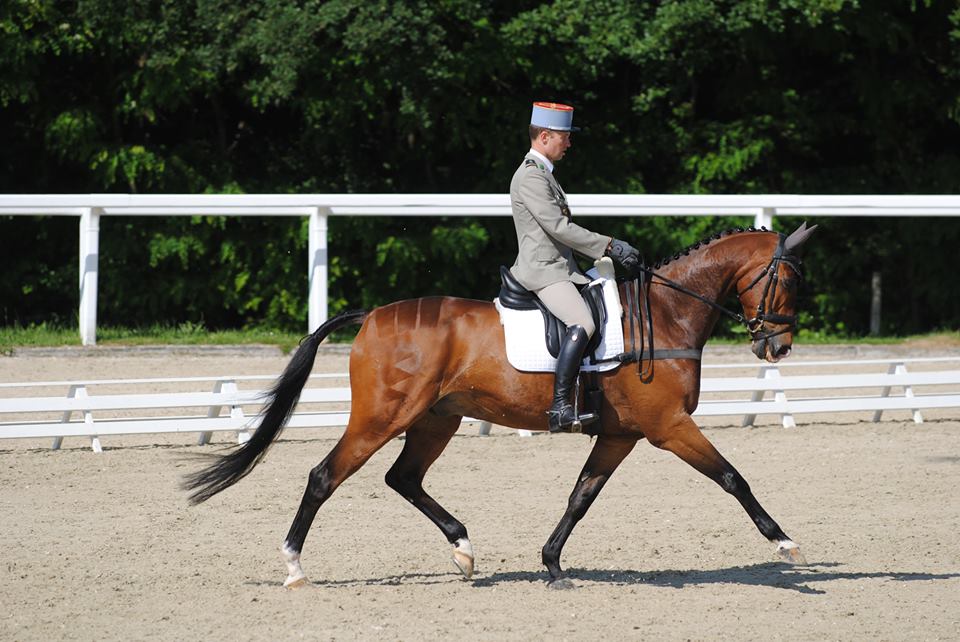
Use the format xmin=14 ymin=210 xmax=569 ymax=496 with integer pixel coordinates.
xmin=612 ymin=233 xmax=804 ymax=376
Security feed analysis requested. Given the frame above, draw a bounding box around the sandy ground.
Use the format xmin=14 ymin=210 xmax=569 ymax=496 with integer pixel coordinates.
xmin=1 ymin=344 xmax=959 ymax=641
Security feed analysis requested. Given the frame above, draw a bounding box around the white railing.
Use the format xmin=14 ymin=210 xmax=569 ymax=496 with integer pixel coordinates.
xmin=0 ymin=373 xmax=355 ymax=453
xmin=5 ymin=193 xmax=960 ymax=345
xmin=2 ymin=357 xmax=958 ymax=451
xmin=697 ymin=356 xmax=960 ymax=428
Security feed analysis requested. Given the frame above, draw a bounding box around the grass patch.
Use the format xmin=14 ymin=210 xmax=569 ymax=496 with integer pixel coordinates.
xmin=0 ymin=322 xmax=309 ymax=354
xmin=796 ymin=328 xmax=960 ymax=346
xmin=707 ymin=327 xmax=960 ymax=346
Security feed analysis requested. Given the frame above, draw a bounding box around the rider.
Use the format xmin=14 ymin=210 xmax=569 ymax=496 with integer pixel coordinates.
xmin=509 ymin=101 xmax=640 ymax=433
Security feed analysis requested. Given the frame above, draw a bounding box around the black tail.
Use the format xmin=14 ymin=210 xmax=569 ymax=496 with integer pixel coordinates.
xmin=183 ymin=309 xmax=368 ymax=504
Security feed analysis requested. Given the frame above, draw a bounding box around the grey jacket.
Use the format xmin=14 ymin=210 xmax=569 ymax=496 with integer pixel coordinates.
xmin=509 ymin=153 xmax=611 ymax=291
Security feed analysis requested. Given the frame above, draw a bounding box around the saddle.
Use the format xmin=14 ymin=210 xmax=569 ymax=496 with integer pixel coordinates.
xmin=497 ymin=266 xmax=607 ymax=359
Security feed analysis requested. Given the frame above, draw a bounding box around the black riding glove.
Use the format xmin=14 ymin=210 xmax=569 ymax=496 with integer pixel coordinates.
xmin=606 ymin=238 xmax=640 ymax=270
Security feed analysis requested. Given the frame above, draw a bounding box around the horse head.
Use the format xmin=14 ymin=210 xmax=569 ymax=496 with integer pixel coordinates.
xmin=736 ymin=223 xmax=817 ymax=363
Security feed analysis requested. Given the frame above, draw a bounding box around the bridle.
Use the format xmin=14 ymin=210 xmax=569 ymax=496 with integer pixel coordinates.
xmin=631 ymin=232 xmax=802 ymax=340
xmin=735 ymin=233 xmax=804 ymax=341
xmin=619 ymin=232 xmax=804 ymax=377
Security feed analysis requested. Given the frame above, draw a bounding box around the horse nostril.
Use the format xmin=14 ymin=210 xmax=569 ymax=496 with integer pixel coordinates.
xmin=775 ymin=344 xmax=792 ymax=358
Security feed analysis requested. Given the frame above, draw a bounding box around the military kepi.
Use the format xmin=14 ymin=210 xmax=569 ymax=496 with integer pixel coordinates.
xmin=530 ymin=102 xmax=580 ymax=132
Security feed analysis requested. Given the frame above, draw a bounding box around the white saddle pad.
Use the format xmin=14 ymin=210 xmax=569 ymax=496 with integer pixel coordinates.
xmin=494 ymin=268 xmax=624 ymax=373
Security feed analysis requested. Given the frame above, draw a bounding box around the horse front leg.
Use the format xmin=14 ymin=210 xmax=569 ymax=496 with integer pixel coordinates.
xmin=542 ymin=435 xmax=637 ymax=589
xmin=649 ymin=415 xmax=806 ymax=564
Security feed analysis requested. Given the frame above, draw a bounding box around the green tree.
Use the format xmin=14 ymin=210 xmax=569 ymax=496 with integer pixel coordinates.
xmin=2 ymin=0 xmax=959 ymax=334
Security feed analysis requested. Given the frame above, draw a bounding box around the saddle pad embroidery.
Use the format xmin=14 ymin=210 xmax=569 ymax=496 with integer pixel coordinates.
xmin=494 ymin=275 xmax=624 ymax=373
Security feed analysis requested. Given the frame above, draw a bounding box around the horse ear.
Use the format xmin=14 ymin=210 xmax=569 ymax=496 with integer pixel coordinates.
xmin=783 ymin=222 xmax=818 ymax=254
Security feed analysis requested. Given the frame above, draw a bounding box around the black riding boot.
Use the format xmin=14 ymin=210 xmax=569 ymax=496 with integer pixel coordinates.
xmin=547 ymin=325 xmax=597 ymax=433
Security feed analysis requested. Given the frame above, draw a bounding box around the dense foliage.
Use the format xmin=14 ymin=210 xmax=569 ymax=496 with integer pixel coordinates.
xmin=3 ymin=0 xmax=960 ymax=335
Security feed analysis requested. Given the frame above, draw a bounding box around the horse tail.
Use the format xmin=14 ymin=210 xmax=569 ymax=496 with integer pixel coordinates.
xmin=184 ymin=309 xmax=368 ymax=504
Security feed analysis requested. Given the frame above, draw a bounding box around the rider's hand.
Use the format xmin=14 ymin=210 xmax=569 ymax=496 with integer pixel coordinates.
xmin=606 ymin=238 xmax=640 ymax=270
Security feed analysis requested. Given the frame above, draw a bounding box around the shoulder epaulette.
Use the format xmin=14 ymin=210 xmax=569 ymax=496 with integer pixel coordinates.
xmin=524 ymin=158 xmax=537 ymax=168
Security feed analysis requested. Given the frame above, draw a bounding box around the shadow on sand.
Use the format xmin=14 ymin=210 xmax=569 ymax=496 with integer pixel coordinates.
xmin=246 ymin=562 xmax=960 ymax=595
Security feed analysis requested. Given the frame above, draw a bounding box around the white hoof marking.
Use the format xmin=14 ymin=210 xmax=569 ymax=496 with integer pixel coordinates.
xmin=776 ymin=539 xmax=807 ymax=565
xmin=281 ymin=544 xmax=308 ymax=588
xmin=451 ymin=537 xmax=475 ymax=579
xmin=283 ymin=574 xmax=310 ymax=589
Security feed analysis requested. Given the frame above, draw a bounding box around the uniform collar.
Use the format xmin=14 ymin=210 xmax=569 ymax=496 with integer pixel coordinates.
xmin=527 ymin=148 xmax=554 ymax=173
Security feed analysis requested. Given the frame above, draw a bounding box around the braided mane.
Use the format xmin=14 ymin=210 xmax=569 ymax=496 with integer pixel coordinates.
xmin=650 ymin=226 xmax=773 ymax=269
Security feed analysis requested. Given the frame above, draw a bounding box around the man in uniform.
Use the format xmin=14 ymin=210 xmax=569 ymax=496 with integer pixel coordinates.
xmin=509 ymin=101 xmax=640 ymax=433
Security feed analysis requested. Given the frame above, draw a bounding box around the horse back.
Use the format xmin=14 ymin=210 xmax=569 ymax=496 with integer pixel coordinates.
xmin=350 ymin=296 xmax=502 ymax=374
xmin=355 ymin=296 xmax=495 ymax=339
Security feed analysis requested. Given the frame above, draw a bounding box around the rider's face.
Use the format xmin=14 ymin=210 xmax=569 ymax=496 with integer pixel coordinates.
xmin=541 ymin=130 xmax=572 ymax=162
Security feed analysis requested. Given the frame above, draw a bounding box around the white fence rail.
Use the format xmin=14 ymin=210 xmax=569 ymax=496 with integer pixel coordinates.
xmin=2 ymin=357 xmax=958 ymax=451
xmin=0 ymin=373 xmax=354 ymax=453
xmin=697 ymin=357 xmax=960 ymax=428
xmin=5 ymin=193 xmax=960 ymax=345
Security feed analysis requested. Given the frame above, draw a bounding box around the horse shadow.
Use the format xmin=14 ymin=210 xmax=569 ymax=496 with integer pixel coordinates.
xmin=472 ymin=562 xmax=960 ymax=595
xmin=247 ymin=562 xmax=960 ymax=595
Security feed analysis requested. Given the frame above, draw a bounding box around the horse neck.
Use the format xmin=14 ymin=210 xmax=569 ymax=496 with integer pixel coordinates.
xmin=639 ymin=232 xmax=775 ymax=349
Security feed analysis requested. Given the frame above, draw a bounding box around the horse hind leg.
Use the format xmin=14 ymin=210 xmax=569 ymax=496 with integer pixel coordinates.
xmin=280 ymin=417 xmax=407 ymax=589
xmin=384 ymin=413 xmax=475 ymax=578
xmin=649 ymin=416 xmax=806 ymax=564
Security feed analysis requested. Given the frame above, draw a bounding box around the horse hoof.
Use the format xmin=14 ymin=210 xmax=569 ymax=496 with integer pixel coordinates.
xmin=452 ymin=552 xmax=474 ymax=579
xmin=777 ymin=541 xmax=807 ymax=565
xmin=548 ymin=577 xmax=576 ymax=590
xmin=283 ymin=574 xmax=310 ymax=590
xmin=451 ymin=538 xmax=475 ymax=579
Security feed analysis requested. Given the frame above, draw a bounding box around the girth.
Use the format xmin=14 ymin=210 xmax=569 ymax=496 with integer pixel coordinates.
xmin=498 ymin=266 xmax=606 ymax=359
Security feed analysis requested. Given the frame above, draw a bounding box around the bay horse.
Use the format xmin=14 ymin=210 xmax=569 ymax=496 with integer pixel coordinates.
xmin=185 ymin=223 xmax=816 ymax=589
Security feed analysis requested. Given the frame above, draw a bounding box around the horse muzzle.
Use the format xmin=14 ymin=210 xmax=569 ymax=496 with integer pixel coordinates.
xmin=751 ymin=333 xmax=792 ymax=363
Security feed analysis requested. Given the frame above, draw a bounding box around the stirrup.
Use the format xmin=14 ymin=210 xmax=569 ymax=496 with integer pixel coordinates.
xmin=547 ymin=404 xmax=597 ymax=434
xmin=548 ymin=370 xmax=598 ymax=433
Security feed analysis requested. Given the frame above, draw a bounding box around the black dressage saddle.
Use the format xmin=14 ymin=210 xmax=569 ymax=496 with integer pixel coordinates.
xmin=497 ymin=265 xmax=607 ymax=360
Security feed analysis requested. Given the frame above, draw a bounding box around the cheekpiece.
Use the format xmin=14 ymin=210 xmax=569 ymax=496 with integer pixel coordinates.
xmin=530 ymin=102 xmax=580 ymax=132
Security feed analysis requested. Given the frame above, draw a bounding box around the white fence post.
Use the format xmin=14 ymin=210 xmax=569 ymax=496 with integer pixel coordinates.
xmin=308 ymin=207 xmax=330 ymax=333
xmin=53 ymin=384 xmax=80 ymax=450
xmin=55 ymin=384 xmax=101 ymax=452
xmin=873 ymin=362 xmax=922 ymax=424
xmin=198 ymin=379 xmax=248 ymax=445
xmin=477 ymin=422 xmax=532 ymax=437
xmin=771 ymin=367 xmax=797 ymax=428
xmin=79 ymin=208 xmax=101 ymax=346
xmin=742 ymin=366 xmax=769 ymax=427
xmin=755 ymin=207 xmax=775 ymax=230
xmin=741 ymin=365 xmax=795 ymax=428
